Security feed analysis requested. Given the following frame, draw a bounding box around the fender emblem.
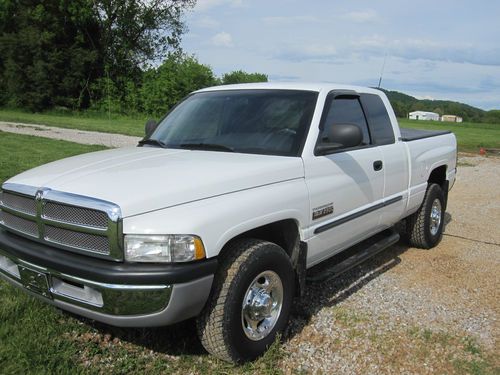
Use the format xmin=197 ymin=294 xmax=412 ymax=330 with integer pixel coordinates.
xmin=312 ymin=203 xmax=334 ymax=220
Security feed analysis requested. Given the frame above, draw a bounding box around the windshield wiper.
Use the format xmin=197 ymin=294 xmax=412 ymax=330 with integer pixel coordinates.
xmin=179 ymin=143 xmax=234 ymax=152
xmin=138 ymin=139 xmax=167 ymax=148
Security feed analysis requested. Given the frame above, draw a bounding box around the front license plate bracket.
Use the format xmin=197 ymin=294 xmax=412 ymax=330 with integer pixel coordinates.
xmin=19 ymin=266 xmax=52 ymax=299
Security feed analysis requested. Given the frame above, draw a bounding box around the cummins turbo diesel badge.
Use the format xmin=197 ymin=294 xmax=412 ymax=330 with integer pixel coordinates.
xmin=312 ymin=203 xmax=334 ymax=220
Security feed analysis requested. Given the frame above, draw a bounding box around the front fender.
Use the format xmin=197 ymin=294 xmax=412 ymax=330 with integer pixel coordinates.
xmin=122 ymin=178 xmax=309 ymax=258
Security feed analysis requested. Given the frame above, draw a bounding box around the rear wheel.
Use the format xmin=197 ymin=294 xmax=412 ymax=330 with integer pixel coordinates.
xmin=196 ymin=238 xmax=294 ymax=363
xmin=406 ymin=183 xmax=445 ymax=249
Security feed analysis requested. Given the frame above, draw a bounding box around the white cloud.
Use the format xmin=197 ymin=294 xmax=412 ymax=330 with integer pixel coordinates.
xmin=196 ymin=0 xmax=243 ymax=11
xmin=354 ymin=35 xmax=386 ymax=48
xmin=415 ymin=95 xmax=436 ymax=100
xmin=197 ymin=16 xmax=220 ymax=29
xmin=342 ymin=10 xmax=378 ymax=23
xmin=211 ymin=32 xmax=233 ymax=47
xmin=274 ymin=44 xmax=337 ymax=63
xmin=352 ymin=36 xmax=500 ymax=67
xmin=262 ymin=16 xmax=318 ymax=25
xmin=183 ymin=1 xmax=500 ymax=109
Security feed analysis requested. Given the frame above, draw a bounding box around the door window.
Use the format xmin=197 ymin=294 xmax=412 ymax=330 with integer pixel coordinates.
xmin=319 ymin=97 xmax=371 ymax=146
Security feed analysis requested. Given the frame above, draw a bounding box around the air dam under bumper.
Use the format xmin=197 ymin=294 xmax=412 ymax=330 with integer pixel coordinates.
xmin=0 ymin=230 xmax=217 ymax=327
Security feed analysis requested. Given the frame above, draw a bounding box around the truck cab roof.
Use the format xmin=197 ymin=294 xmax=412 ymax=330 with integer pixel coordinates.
xmin=195 ymin=82 xmax=384 ymax=95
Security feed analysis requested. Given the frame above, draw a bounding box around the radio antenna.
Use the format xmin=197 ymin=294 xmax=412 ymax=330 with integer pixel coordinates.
xmin=377 ymin=52 xmax=388 ymax=88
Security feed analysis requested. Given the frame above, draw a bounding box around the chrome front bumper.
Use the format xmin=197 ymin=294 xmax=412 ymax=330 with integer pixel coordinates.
xmin=0 ymin=246 xmax=214 ymax=327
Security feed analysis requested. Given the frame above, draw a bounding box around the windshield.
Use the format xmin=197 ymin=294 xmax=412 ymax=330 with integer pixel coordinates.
xmin=148 ymin=89 xmax=318 ymax=156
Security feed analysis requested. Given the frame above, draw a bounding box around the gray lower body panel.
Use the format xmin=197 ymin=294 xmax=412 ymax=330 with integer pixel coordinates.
xmin=0 ymin=249 xmax=213 ymax=327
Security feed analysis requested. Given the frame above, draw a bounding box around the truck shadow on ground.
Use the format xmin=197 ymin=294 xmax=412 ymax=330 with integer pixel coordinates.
xmin=285 ymin=213 xmax=454 ymax=341
xmin=285 ymin=240 xmax=407 ymax=341
xmin=70 ymin=219 xmax=453 ymax=357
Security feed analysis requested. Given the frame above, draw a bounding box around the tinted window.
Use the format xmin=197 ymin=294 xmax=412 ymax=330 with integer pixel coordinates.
xmin=360 ymin=94 xmax=395 ymax=145
xmin=320 ymin=97 xmax=371 ymax=145
xmin=150 ymin=90 xmax=318 ymax=156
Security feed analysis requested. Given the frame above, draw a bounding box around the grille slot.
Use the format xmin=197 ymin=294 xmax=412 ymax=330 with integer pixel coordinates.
xmin=0 ymin=185 xmax=122 ymax=260
xmin=0 ymin=210 xmax=38 ymax=237
xmin=43 ymin=201 xmax=108 ymax=229
xmin=0 ymin=192 xmax=37 ymax=216
xmin=44 ymin=225 xmax=110 ymax=254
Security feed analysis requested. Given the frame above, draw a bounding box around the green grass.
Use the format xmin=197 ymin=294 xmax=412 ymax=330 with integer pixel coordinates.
xmin=0 ymin=132 xmax=106 ymax=184
xmin=398 ymin=118 xmax=500 ymax=152
xmin=0 ymin=108 xmax=146 ymax=137
xmin=0 ymin=132 xmax=285 ymax=374
xmin=1 ymin=132 xmax=499 ymax=374
xmin=1 ymin=108 xmax=499 ymax=153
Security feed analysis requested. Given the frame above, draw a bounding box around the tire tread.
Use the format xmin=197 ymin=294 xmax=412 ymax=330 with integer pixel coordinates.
xmin=406 ymin=183 xmax=444 ymax=249
xmin=196 ymin=238 xmax=281 ymax=362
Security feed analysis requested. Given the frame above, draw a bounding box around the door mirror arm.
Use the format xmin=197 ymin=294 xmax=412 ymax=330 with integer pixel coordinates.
xmin=145 ymin=119 xmax=158 ymax=138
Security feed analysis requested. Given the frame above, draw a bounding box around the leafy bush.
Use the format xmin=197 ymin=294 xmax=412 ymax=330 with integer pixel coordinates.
xmin=140 ymin=55 xmax=217 ymax=116
xmin=222 ymin=70 xmax=268 ymax=84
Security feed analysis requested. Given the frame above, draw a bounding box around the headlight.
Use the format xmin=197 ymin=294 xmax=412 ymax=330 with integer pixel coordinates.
xmin=124 ymin=234 xmax=206 ymax=263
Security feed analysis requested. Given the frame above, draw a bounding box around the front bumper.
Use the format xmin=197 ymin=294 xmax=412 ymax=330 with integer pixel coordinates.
xmin=0 ymin=229 xmax=217 ymax=327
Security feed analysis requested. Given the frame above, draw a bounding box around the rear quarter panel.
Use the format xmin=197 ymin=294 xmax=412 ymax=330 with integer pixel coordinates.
xmin=404 ymin=133 xmax=457 ymax=215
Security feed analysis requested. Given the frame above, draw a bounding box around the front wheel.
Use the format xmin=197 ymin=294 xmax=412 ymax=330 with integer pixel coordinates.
xmin=196 ymin=239 xmax=294 ymax=363
xmin=406 ymin=183 xmax=445 ymax=249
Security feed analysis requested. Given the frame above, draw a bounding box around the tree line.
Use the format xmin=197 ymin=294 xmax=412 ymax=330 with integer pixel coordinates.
xmin=381 ymin=89 xmax=499 ymax=124
xmin=0 ymin=1 xmax=496 ymax=123
xmin=0 ymin=0 xmax=267 ymax=117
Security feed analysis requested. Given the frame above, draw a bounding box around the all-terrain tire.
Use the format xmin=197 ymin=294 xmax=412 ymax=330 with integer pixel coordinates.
xmin=196 ymin=238 xmax=294 ymax=363
xmin=406 ymin=183 xmax=445 ymax=249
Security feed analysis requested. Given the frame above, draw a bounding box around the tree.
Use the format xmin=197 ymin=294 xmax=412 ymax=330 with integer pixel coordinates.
xmin=0 ymin=0 xmax=99 ymax=110
xmin=140 ymin=55 xmax=217 ymax=116
xmin=88 ymin=0 xmax=195 ymax=80
xmin=0 ymin=0 xmax=195 ymax=111
xmin=221 ymin=70 xmax=268 ymax=85
xmin=484 ymin=110 xmax=500 ymax=124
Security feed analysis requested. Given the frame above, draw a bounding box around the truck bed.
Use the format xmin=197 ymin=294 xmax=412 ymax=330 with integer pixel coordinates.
xmin=400 ymin=128 xmax=451 ymax=142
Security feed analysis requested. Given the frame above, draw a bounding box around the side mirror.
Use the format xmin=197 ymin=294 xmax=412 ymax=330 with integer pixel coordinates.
xmin=145 ymin=119 xmax=158 ymax=137
xmin=316 ymin=123 xmax=363 ymax=155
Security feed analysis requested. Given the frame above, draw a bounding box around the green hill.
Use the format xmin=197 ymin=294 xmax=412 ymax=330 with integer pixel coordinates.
xmin=378 ymin=88 xmax=499 ymax=123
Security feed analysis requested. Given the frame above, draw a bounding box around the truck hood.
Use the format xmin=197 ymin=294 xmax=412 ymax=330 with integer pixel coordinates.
xmin=6 ymin=147 xmax=305 ymax=217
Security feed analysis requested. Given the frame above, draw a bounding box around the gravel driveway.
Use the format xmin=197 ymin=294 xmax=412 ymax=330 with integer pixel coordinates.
xmin=0 ymin=121 xmax=140 ymax=148
xmin=281 ymin=155 xmax=499 ymax=374
xmin=2 ymin=122 xmax=498 ymax=373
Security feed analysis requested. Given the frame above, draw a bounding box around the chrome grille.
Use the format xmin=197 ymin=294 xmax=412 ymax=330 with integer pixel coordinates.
xmin=0 ymin=184 xmax=122 ymax=260
xmin=0 ymin=191 xmax=37 ymax=215
xmin=0 ymin=210 xmax=38 ymax=237
xmin=43 ymin=201 xmax=108 ymax=229
xmin=44 ymin=225 xmax=110 ymax=254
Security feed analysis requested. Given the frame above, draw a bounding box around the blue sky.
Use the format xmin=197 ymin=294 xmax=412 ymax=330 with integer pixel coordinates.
xmin=181 ymin=0 xmax=500 ymax=110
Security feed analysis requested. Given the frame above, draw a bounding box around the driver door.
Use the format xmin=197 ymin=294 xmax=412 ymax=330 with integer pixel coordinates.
xmin=304 ymin=93 xmax=385 ymax=266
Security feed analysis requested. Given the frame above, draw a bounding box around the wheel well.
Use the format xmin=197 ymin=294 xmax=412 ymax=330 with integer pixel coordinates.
xmin=231 ymin=219 xmax=300 ymax=259
xmin=428 ymin=165 xmax=447 ymax=189
xmin=221 ymin=219 xmax=307 ymax=297
xmin=428 ymin=165 xmax=449 ymax=210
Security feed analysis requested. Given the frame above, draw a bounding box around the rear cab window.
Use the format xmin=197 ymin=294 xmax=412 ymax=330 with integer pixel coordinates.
xmin=360 ymin=94 xmax=395 ymax=145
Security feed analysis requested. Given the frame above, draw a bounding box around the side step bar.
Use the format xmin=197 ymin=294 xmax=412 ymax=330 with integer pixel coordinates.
xmin=307 ymin=229 xmax=400 ymax=283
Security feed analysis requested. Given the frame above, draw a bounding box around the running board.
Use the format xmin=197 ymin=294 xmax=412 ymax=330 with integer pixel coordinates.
xmin=307 ymin=229 xmax=400 ymax=283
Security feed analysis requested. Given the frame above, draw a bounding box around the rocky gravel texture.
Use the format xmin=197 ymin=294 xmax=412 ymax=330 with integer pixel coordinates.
xmin=0 ymin=121 xmax=140 ymax=147
xmin=65 ymin=154 xmax=499 ymax=374
xmin=6 ymin=119 xmax=495 ymax=374
xmin=280 ymin=154 xmax=499 ymax=374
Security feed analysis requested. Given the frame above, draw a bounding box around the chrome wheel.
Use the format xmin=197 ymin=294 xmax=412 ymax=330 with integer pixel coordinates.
xmin=429 ymin=198 xmax=442 ymax=236
xmin=241 ymin=270 xmax=283 ymax=341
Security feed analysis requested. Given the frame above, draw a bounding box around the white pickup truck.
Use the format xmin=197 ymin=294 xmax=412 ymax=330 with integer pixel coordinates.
xmin=0 ymin=83 xmax=456 ymax=362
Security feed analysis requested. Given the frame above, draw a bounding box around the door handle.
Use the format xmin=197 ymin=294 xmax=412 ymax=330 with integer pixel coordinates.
xmin=373 ymin=160 xmax=383 ymax=171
